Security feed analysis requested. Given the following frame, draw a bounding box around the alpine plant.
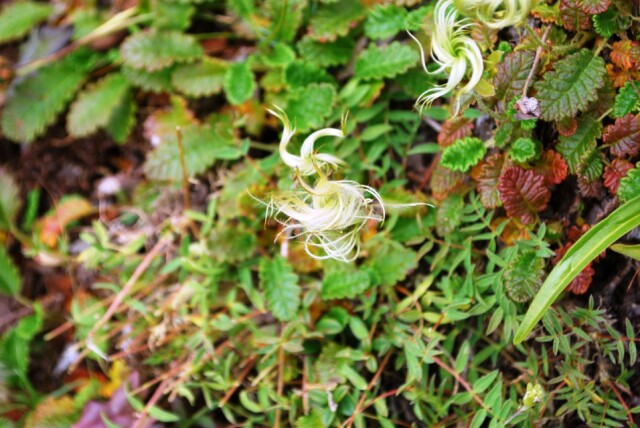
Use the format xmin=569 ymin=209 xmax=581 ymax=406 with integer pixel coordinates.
xmin=260 ymin=108 xmax=386 ymax=262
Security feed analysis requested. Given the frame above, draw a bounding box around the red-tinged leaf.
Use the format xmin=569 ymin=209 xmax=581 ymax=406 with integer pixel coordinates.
xmin=430 ymin=164 xmax=468 ymax=201
xmin=603 ymin=158 xmax=634 ymax=194
xmin=610 ymin=40 xmax=640 ymax=71
xmin=494 ymin=51 xmax=535 ymax=102
xmin=498 ymin=166 xmax=551 ymax=225
xmin=38 ymin=197 xmax=94 ymax=247
xmin=532 ymin=150 xmax=568 ymax=186
xmin=567 ymin=263 xmax=594 ymax=294
xmin=577 ymin=175 xmax=604 ymax=198
xmin=471 ymin=153 xmax=504 ymax=209
xmin=603 ymin=114 xmax=640 ymax=157
xmin=576 ymin=0 xmax=611 ymax=14
xmin=437 ymin=117 xmax=474 ymax=147
xmin=556 ymin=116 xmax=578 ymax=137
xmin=560 ymin=0 xmax=592 ymax=30
xmin=606 ymin=64 xmax=640 ymax=88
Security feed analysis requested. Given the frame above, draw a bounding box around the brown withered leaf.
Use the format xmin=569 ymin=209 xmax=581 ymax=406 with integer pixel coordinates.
xmin=471 ymin=153 xmax=504 ymax=209
xmin=556 ymin=116 xmax=578 ymax=137
xmin=38 ymin=197 xmax=95 ymax=247
xmin=603 ymin=158 xmax=634 ymax=194
xmin=498 ymin=166 xmax=551 ymax=225
xmin=494 ymin=51 xmax=535 ymax=102
xmin=610 ymin=40 xmax=640 ymax=71
xmin=567 ymin=263 xmax=595 ymax=294
xmin=532 ymin=150 xmax=568 ymax=186
xmin=577 ymin=176 xmax=604 ymax=198
xmin=603 ymin=114 xmax=640 ymax=157
xmin=437 ymin=117 xmax=474 ymax=147
xmin=577 ymin=0 xmax=611 ymax=14
xmin=560 ymin=0 xmax=592 ymax=30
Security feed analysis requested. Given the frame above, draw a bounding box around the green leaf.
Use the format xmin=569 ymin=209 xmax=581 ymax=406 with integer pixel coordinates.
xmin=0 ymin=170 xmax=20 ymax=231
xmin=308 ymin=0 xmax=366 ymax=41
xmin=0 ymin=1 xmax=53 ymax=43
xmin=592 ymin=8 xmax=617 ymax=38
xmin=67 ymin=73 xmax=130 ymax=137
xmin=122 ymin=65 xmax=174 ymax=93
xmin=355 ymin=42 xmax=419 ymax=81
xmin=285 ymin=83 xmax=336 ymax=132
xmin=535 ymin=49 xmax=606 ymax=121
xmin=610 ymin=243 xmax=640 ymax=261
xmin=322 ymin=271 xmax=371 ymax=300
xmin=259 ymin=256 xmax=300 ymax=321
xmin=503 ymin=250 xmax=545 ymax=302
xmin=1 ymin=52 xmax=92 ymax=143
xmin=494 ymin=51 xmax=536 ymax=102
xmin=366 ymin=241 xmax=417 ymax=287
xmin=152 ymin=0 xmax=195 ymax=31
xmin=509 ymin=137 xmax=540 ymax=163
xmin=0 ymin=245 xmax=20 ymax=297
xmin=223 ymin=61 xmax=256 ymax=105
xmin=612 ymin=82 xmax=640 ymax=118
xmin=121 ymin=30 xmax=203 ymax=72
xmin=297 ymin=36 xmax=355 ymax=67
xmin=514 ymin=194 xmax=640 ymax=345
xmin=436 ymin=193 xmax=464 ymax=236
xmin=364 ymin=4 xmax=408 ymax=40
xmin=105 ymin=91 xmax=137 ymax=144
xmin=144 ymin=120 xmax=244 ymax=181
xmin=440 ymin=137 xmax=487 ymax=172
xmin=147 ymin=405 xmax=180 ymax=423
xmin=556 ymin=115 xmax=602 ymax=175
xmin=172 ymin=57 xmax=229 ymax=97
xmin=284 ymin=61 xmax=334 ymax=89
xmin=618 ymin=163 xmax=640 ymax=202
xmin=295 ymin=411 xmax=325 ymax=428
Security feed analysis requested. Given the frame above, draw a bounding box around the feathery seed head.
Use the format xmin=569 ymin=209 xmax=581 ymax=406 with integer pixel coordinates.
xmin=453 ymin=0 xmax=533 ymax=29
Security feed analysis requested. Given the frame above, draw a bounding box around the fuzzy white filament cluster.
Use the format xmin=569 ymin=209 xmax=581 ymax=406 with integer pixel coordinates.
xmin=411 ymin=0 xmax=532 ymax=114
xmin=263 ymin=108 xmax=385 ymax=262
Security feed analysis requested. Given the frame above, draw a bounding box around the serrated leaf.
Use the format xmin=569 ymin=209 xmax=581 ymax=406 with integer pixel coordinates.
xmin=105 ymin=91 xmax=137 ymax=144
xmin=579 ymin=148 xmax=604 ymax=182
xmin=612 ymin=82 xmax=640 ymax=118
xmin=355 ymin=42 xmax=419 ymax=81
xmin=532 ymin=150 xmax=568 ymax=186
xmin=223 ymin=61 xmax=256 ymax=105
xmin=144 ymin=121 xmax=243 ymax=181
xmin=510 ymin=137 xmax=540 ymax=163
xmin=472 ymin=153 xmax=504 ymax=209
xmin=535 ymin=49 xmax=606 ymax=121
xmin=122 ymin=65 xmax=174 ymax=92
xmin=560 ymin=0 xmax=592 ymax=30
xmin=0 ymin=1 xmax=53 ymax=43
xmin=576 ymin=0 xmax=611 ymax=14
xmin=297 ymin=36 xmax=355 ymax=67
xmin=366 ymin=241 xmax=416 ymax=287
xmin=0 ymin=246 xmax=21 ymax=297
xmin=498 ymin=166 xmax=550 ymax=225
xmin=67 ymin=73 xmax=130 ymax=137
xmin=603 ymin=158 xmax=633 ymax=194
xmin=152 ymin=0 xmax=195 ymax=31
xmin=437 ymin=117 xmax=474 ymax=147
xmin=1 ymin=53 xmax=92 ymax=143
xmin=504 ymin=250 xmax=545 ymax=302
xmin=121 ymin=30 xmax=203 ymax=72
xmin=259 ymin=256 xmax=300 ymax=321
xmin=308 ymin=0 xmax=366 ymax=42
xmin=0 ymin=170 xmax=20 ymax=231
xmin=436 ymin=193 xmax=465 ymax=236
xmin=172 ymin=57 xmax=228 ymax=97
xmin=603 ymin=114 xmax=640 ymax=157
xmin=618 ymin=163 xmax=640 ymax=202
xmin=364 ymin=3 xmax=408 ymax=40
xmin=610 ymin=40 xmax=640 ymax=71
xmin=430 ymin=164 xmax=467 ymax=200
xmin=285 ymin=83 xmax=336 ymax=132
xmin=592 ymin=8 xmax=617 ymax=38
xmin=266 ymin=0 xmax=304 ymax=42
xmin=284 ymin=61 xmax=334 ymax=89
xmin=322 ymin=271 xmax=371 ymax=300
xmin=440 ymin=137 xmax=487 ymax=172
xmin=494 ymin=51 xmax=536 ymax=102
xmin=556 ymin=115 xmax=602 ymax=175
